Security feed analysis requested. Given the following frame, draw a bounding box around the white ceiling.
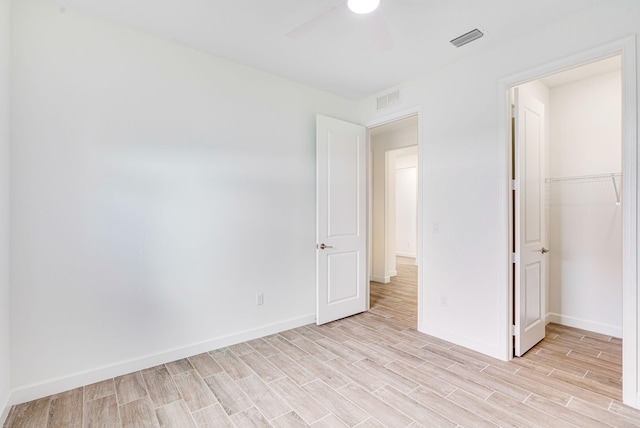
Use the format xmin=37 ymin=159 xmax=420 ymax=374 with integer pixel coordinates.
xmin=54 ymin=0 xmax=604 ymax=100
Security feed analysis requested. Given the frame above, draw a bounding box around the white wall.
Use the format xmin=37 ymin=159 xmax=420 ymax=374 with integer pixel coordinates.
xmin=0 ymin=0 xmax=11 ymax=422
xmin=358 ymin=0 xmax=639 ymax=364
xmin=549 ymin=70 xmax=622 ymax=178
xmin=371 ymin=126 xmax=418 ymax=283
xmin=395 ymin=153 xmax=418 ymax=258
xmin=10 ymin=0 xmax=358 ymax=401
xmin=547 ymin=70 xmax=622 ymax=336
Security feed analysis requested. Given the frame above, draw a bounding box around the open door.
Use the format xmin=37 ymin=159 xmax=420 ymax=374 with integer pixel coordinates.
xmin=316 ymin=115 xmax=367 ymax=325
xmin=514 ymin=87 xmax=547 ymax=356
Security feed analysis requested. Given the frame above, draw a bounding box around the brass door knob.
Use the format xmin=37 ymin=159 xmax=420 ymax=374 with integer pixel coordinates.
xmin=318 ymin=243 xmax=333 ymax=250
xmin=539 ymin=247 xmax=549 ymax=254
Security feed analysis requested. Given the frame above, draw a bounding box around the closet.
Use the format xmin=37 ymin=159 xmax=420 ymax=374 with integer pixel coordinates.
xmin=539 ymin=56 xmax=623 ymax=337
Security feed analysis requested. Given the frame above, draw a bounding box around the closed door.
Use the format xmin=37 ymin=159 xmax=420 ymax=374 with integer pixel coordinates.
xmin=316 ymin=115 xmax=367 ymax=325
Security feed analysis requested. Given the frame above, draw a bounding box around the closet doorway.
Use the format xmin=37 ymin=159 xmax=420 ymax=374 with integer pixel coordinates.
xmin=511 ymin=55 xmax=624 ymax=398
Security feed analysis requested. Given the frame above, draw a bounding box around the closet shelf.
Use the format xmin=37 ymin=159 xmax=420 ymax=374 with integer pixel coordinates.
xmin=545 ymin=172 xmax=622 ymax=183
xmin=545 ymin=172 xmax=622 ymax=206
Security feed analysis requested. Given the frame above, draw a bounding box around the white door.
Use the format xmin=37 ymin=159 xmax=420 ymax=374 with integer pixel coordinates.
xmin=316 ymin=115 xmax=367 ymax=325
xmin=514 ymin=87 xmax=547 ymax=356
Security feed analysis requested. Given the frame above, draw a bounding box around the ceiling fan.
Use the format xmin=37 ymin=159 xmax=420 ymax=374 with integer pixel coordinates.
xmin=285 ymin=0 xmax=394 ymax=51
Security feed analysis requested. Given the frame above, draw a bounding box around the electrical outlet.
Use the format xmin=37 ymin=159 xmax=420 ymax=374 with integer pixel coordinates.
xmin=432 ymin=222 xmax=440 ymax=233
xmin=256 ymin=293 xmax=264 ymax=306
xmin=440 ymin=295 xmax=448 ymax=307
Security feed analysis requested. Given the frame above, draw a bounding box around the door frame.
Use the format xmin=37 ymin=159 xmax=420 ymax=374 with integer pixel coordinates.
xmin=365 ymin=106 xmax=424 ymax=330
xmin=498 ymin=36 xmax=638 ymax=407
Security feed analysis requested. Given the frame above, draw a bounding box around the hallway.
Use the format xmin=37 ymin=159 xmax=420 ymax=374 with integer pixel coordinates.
xmin=369 ymin=257 xmax=417 ymax=328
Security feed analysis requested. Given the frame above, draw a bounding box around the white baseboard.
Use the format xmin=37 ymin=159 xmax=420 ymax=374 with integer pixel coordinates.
xmin=370 ymin=275 xmax=390 ymax=284
xmin=8 ymin=314 xmax=315 ymax=406
xmin=420 ymin=321 xmax=506 ymax=362
xmin=546 ymin=313 xmax=622 ymax=338
xmin=396 ymin=252 xmax=416 ymax=258
xmin=1 ymin=394 xmax=10 ymax=427
xmin=389 ymin=270 xmax=397 ymax=277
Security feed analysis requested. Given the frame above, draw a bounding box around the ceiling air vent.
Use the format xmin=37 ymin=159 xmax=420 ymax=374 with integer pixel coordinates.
xmin=450 ymin=28 xmax=484 ymax=48
xmin=377 ymin=89 xmax=401 ymax=110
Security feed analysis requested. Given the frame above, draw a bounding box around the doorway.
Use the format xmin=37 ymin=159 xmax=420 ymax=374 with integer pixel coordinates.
xmin=510 ymin=56 xmax=624 ymax=398
xmin=315 ymin=111 xmax=422 ymax=328
xmin=502 ymin=37 xmax=638 ymax=408
xmin=368 ymin=115 xmax=419 ymax=328
xmin=513 ymin=56 xmax=623 ymax=353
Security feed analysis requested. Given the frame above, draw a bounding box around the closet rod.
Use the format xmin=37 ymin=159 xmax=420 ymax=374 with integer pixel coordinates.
xmin=545 ymin=172 xmax=622 ymax=206
xmin=545 ymin=172 xmax=622 ymax=183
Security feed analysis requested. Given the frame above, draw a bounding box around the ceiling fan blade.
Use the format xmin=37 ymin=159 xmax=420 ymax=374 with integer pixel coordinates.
xmin=286 ymin=1 xmax=347 ymax=39
xmin=368 ymin=12 xmax=394 ymax=52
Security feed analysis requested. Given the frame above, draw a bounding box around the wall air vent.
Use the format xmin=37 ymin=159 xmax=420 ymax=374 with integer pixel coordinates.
xmin=450 ymin=28 xmax=484 ymax=48
xmin=376 ymin=89 xmax=401 ymax=111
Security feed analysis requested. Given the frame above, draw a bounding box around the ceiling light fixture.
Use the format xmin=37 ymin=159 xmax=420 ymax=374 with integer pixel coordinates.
xmin=347 ymin=0 xmax=380 ymax=14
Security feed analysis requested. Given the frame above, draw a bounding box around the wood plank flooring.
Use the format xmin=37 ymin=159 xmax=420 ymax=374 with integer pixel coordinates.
xmin=370 ymin=257 xmax=417 ymax=328
xmin=5 ymin=313 xmax=639 ymax=427
xmin=5 ymin=258 xmax=639 ymax=427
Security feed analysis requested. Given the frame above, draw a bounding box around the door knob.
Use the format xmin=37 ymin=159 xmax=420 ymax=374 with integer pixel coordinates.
xmin=317 ymin=243 xmax=333 ymax=249
xmin=539 ymin=247 xmax=549 ymax=254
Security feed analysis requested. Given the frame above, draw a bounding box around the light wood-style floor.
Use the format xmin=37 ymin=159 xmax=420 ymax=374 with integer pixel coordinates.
xmin=370 ymin=257 xmax=417 ymax=328
xmin=5 ymin=317 xmax=639 ymax=427
xmin=5 ymin=267 xmax=640 ymax=427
